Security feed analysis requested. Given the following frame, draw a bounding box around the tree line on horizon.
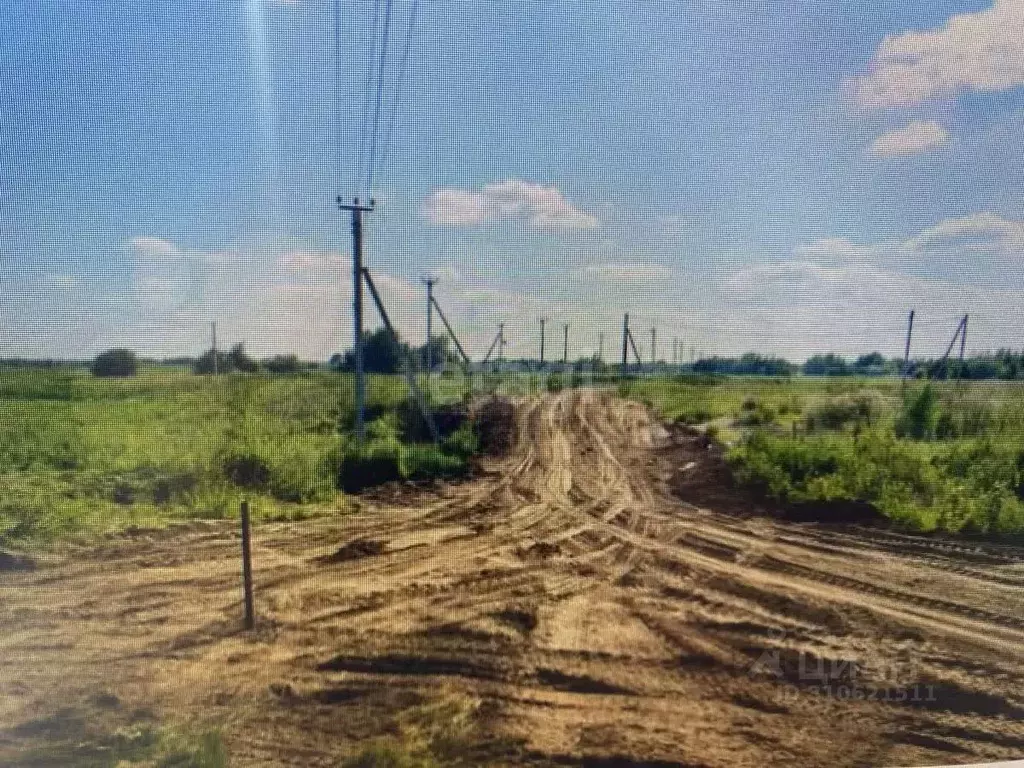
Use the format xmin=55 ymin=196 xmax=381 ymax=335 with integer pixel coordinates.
xmin=3 ymin=336 xmax=1024 ymax=381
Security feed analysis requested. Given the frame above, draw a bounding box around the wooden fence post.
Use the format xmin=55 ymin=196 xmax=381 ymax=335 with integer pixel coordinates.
xmin=240 ymin=500 xmax=254 ymax=630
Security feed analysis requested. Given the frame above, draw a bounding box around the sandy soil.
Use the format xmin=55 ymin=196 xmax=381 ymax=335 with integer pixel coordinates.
xmin=3 ymin=390 xmax=1024 ymax=767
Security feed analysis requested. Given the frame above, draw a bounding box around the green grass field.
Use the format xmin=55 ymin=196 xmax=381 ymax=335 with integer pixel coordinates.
xmin=4 ymin=365 xmax=1023 ymax=547
xmin=624 ymin=375 xmax=1024 ymax=536
xmin=0 ymin=366 xmax=473 ymax=547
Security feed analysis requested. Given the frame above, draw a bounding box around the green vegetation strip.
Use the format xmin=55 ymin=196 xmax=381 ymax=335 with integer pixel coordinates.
xmin=625 ymin=376 xmax=1024 ymax=536
xmin=0 ymin=368 xmax=473 ymax=548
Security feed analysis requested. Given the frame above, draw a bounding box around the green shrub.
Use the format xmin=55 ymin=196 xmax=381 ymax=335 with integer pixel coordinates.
xmin=222 ymin=452 xmax=271 ymax=489
xmin=895 ymin=385 xmax=938 ymax=440
xmin=91 ymin=348 xmax=137 ymax=378
xmin=547 ymin=373 xmax=564 ymax=393
xmin=339 ymin=438 xmax=406 ymax=493
xmin=442 ymin=423 xmax=479 ymax=458
xmin=405 ymin=444 xmax=468 ymax=480
xmin=806 ymin=394 xmax=879 ymax=431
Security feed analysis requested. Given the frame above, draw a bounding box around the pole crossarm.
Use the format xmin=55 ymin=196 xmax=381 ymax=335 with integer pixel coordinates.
xmin=362 ymin=266 xmax=441 ymax=443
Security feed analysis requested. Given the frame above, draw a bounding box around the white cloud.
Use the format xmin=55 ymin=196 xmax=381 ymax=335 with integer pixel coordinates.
xmin=129 ymin=236 xmax=179 ymax=259
xmin=422 ymin=179 xmax=599 ymax=230
xmin=794 ymin=237 xmax=882 ymax=261
xmin=849 ymin=0 xmax=1024 ymax=109
xmin=865 ymin=120 xmax=950 ymax=158
xmin=797 ymin=213 xmax=1024 ymax=267
xmin=582 ymin=262 xmax=676 ymax=283
xmin=904 ymin=212 xmax=1024 ymax=255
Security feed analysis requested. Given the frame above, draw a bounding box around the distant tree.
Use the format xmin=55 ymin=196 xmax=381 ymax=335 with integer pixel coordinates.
xmin=328 ymin=352 xmax=346 ymax=371
xmin=192 ymin=349 xmax=229 ymax=375
xmin=803 ymin=353 xmax=850 ymax=377
xmin=692 ymin=354 xmax=794 ymax=377
xmin=227 ymin=343 xmax=259 ymax=373
xmin=417 ymin=335 xmax=451 ymax=371
xmin=91 ymin=348 xmax=138 ymax=378
xmin=359 ymin=328 xmax=408 ymax=374
xmin=264 ymin=354 xmax=302 ymax=374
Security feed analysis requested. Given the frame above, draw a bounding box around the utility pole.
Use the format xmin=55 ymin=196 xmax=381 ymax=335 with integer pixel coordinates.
xmin=563 ymin=323 xmax=569 ymax=364
xmin=539 ymin=317 xmax=547 ymax=366
xmin=901 ymin=309 xmax=915 ymax=389
xmin=339 ymin=196 xmax=375 ymax=444
xmin=959 ymin=314 xmax=968 ymax=364
xmin=650 ymin=327 xmax=656 ymax=368
xmin=211 ymin=321 xmax=218 ymax=375
xmin=622 ymin=314 xmax=629 ymax=371
xmin=422 ymin=276 xmax=438 ymax=377
xmin=499 ymin=322 xmax=506 ymax=368
xmin=598 ymin=332 xmax=604 ymax=362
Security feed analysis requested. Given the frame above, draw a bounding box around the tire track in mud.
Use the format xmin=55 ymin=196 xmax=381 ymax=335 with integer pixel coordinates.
xmin=4 ymin=390 xmax=1024 ymax=768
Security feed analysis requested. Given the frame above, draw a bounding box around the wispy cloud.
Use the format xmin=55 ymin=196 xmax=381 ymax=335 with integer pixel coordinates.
xmin=799 ymin=213 xmax=1024 ymax=267
xmin=422 ymin=179 xmax=599 ymax=230
xmin=129 ymin=236 xmax=180 ymax=259
xmin=866 ymin=120 xmax=950 ymax=158
xmin=582 ymin=262 xmax=676 ymax=283
xmin=849 ymin=0 xmax=1024 ymax=109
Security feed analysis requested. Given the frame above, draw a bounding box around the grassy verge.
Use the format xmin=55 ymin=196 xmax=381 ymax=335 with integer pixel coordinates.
xmin=0 ymin=367 xmax=468 ymax=548
xmin=626 ymin=375 xmax=1024 ymax=536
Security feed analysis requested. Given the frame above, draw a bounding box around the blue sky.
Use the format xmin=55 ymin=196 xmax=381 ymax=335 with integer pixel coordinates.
xmin=2 ymin=0 xmax=1023 ymax=360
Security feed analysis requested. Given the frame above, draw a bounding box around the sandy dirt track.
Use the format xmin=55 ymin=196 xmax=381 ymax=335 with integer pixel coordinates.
xmin=3 ymin=390 xmax=1024 ymax=767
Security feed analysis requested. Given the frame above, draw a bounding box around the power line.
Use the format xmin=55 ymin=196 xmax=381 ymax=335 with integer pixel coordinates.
xmin=365 ymin=0 xmax=395 ymax=193
xmin=376 ymin=0 xmax=420 ymax=183
xmin=334 ymin=0 xmax=343 ymax=185
xmin=354 ymin=0 xmax=382 ymax=195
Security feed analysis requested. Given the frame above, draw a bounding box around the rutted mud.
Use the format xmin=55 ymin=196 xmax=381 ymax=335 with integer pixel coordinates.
xmin=3 ymin=391 xmax=1024 ymax=767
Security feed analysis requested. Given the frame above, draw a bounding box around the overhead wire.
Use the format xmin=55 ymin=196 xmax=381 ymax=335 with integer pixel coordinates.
xmin=334 ymin=0 xmax=344 ymax=191
xmin=375 ymin=0 xmax=420 ymax=186
xmin=354 ymin=0 xmax=382 ymax=197
xmin=365 ymin=0 xmax=395 ymax=194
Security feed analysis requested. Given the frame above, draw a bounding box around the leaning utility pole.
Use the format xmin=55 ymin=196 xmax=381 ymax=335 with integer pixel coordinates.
xmin=539 ymin=317 xmax=548 ymax=366
xmin=621 ymin=313 xmax=642 ymax=375
xmin=901 ymin=309 xmax=915 ymax=389
xmin=422 ymin=276 xmax=438 ymax=377
xmin=562 ymin=323 xmax=569 ymax=364
xmin=482 ymin=322 xmax=505 ymax=367
xmin=339 ymin=196 xmax=375 ymax=444
xmin=211 ymin=321 xmax=218 ymax=375
xmin=622 ymin=314 xmax=629 ymax=371
xmin=937 ymin=314 xmax=969 ymax=381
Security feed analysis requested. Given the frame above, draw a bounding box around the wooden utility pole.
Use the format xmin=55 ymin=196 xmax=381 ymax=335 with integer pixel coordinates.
xmin=563 ymin=323 xmax=569 ymax=364
xmin=339 ymin=196 xmax=375 ymax=444
xmin=598 ymin=332 xmax=604 ymax=362
xmin=539 ymin=317 xmax=547 ymax=365
xmin=422 ymin=276 xmax=438 ymax=377
xmin=211 ymin=321 xmax=218 ymax=375
xmin=650 ymin=327 xmax=656 ymax=368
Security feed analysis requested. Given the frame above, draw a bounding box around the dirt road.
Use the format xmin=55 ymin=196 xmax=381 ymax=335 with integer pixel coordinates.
xmin=4 ymin=391 xmax=1024 ymax=766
